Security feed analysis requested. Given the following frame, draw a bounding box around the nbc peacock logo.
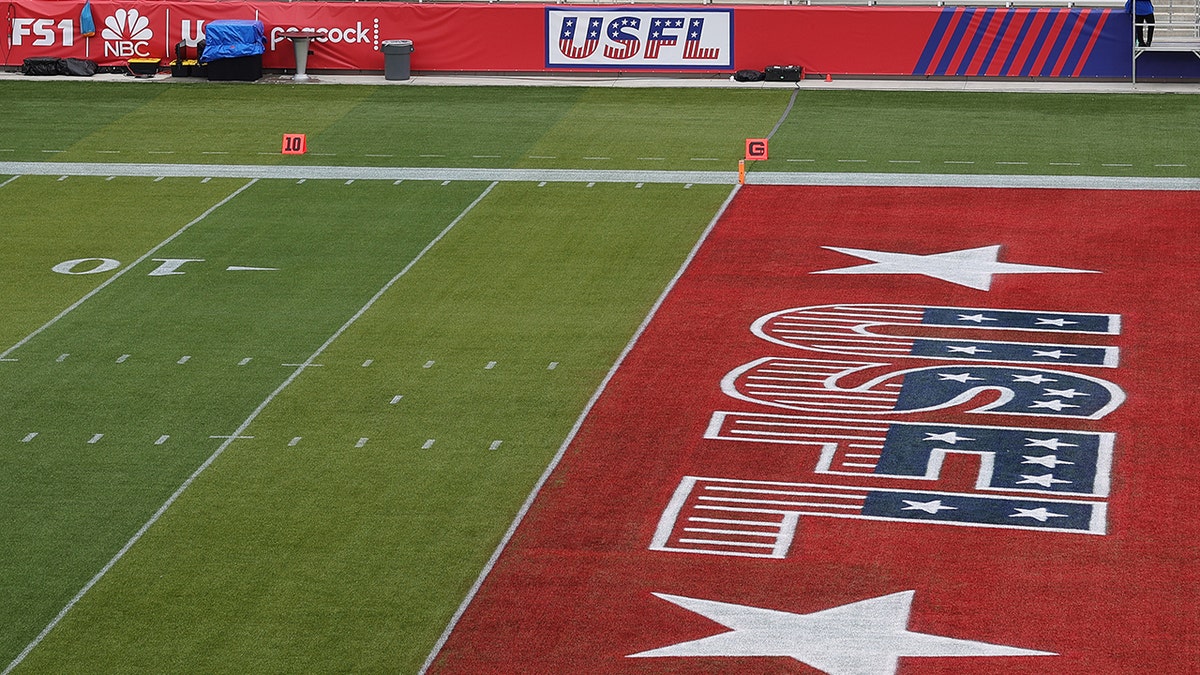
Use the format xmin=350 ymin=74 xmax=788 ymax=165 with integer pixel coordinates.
xmin=101 ymin=8 xmax=154 ymax=58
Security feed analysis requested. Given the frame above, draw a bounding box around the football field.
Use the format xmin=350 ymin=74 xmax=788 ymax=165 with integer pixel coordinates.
xmin=1 ymin=80 xmax=1199 ymax=674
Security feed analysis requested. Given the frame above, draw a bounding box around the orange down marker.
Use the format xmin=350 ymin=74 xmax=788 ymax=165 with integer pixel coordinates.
xmin=282 ymin=133 xmax=307 ymax=155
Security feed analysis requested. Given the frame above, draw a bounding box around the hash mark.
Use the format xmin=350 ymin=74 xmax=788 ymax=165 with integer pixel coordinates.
xmin=393 ymin=180 xmax=403 ymax=185
xmin=356 ymin=437 xmax=369 ymax=448
xmin=635 ymin=182 xmax=644 ymax=188
xmin=201 ymin=177 xmax=212 ymax=183
xmin=1102 ymin=163 xmax=1133 ymax=167
xmin=684 ymin=184 xmax=693 ymax=189
xmin=888 ymin=160 xmax=920 ymax=164
xmin=419 ymin=154 xmax=445 ymax=158
xmin=362 ymin=359 xmax=374 ymax=367
xmin=548 ymin=361 xmax=559 ymax=370
xmin=944 ymin=161 xmax=975 ymax=164
xmin=390 ymin=395 xmax=403 ymax=405
xmin=489 ymin=440 xmax=503 ymax=451
xmin=238 ymin=357 xmax=252 ymax=366
xmin=638 ymin=157 xmax=665 ymax=161
xmin=88 ymin=433 xmax=104 ymax=444
xmin=289 ymin=437 xmax=302 ymax=447
xmin=537 ymin=181 xmax=547 ymax=187
xmin=422 ymin=439 xmax=436 ymax=449
xmin=345 ymin=180 xmax=355 ymax=185
xmin=155 ymin=435 xmax=170 ymax=446
xmin=57 ymin=176 xmax=68 ymax=181
xmin=485 ymin=361 xmax=497 ymax=370
xmin=528 ymin=155 xmax=556 ymax=159
xmin=177 ymin=356 xmax=191 ymax=364
xmin=154 ymin=177 xmax=165 ymax=182
xmin=57 ymin=354 xmax=69 ymax=362
xmin=786 ymin=159 xmax=816 ymax=163
xmin=587 ymin=182 xmax=595 ymax=188
xmin=1049 ymin=162 xmax=1081 ymax=166
xmin=22 ymin=433 xmax=37 ymax=443
xmin=116 ymin=354 xmax=130 ymax=363
xmin=423 ymin=360 xmax=435 ymax=369
xmin=441 ymin=181 xmax=451 ymax=186
xmin=297 ymin=179 xmax=306 ymax=184
xmin=996 ymin=161 xmax=1028 ymax=165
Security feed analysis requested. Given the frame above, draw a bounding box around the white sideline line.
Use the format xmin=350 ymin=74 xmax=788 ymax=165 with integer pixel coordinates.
xmin=2 ymin=162 xmax=1197 ymax=191
xmin=2 ymin=181 xmax=499 ymax=675
xmin=0 ymin=179 xmax=258 ymax=361
xmin=418 ymin=181 xmax=744 ymax=675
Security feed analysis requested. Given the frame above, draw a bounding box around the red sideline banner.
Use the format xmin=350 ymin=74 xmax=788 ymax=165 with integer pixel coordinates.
xmin=0 ymin=1 xmax=1152 ymax=78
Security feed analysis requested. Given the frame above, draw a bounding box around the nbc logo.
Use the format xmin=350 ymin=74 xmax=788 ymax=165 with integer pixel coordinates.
xmin=102 ymin=9 xmax=154 ymax=58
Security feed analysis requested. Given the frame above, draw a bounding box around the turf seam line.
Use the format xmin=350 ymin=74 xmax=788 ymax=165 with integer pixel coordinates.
xmin=766 ymin=87 xmax=800 ymax=141
xmin=417 ymin=181 xmax=744 ymax=675
xmin=0 ymin=179 xmax=258 ymax=362
xmin=1 ymin=180 xmax=498 ymax=675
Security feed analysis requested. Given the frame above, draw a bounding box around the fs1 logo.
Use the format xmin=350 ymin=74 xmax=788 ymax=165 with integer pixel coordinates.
xmin=546 ymin=8 xmax=732 ymax=70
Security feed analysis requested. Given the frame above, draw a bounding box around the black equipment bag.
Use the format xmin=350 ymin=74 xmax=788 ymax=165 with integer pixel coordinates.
xmin=764 ymin=64 xmax=803 ymax=82
xmin=22 ymin=57 xmax=63 ymax=76
xmin=734 ymin=69 xmax=766 ymax=82
xmin=63 ymin=58 xmax=98 ymax=77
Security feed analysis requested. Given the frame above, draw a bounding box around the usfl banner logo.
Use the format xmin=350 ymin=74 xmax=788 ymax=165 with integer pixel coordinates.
xmin=432 ymin=186 xmax=1200 ymax=674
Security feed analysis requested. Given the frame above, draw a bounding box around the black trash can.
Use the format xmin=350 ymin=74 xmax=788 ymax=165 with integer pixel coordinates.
xmin=381 ymin=39 xmax=414 ymax=81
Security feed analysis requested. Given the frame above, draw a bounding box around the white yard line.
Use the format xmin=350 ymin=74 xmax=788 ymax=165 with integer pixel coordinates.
xmin=2 ymin=181 xmax=499 ymax=675
xmin=417 ymin=181 xmax=744 ymax=675
xmin=1 ymin=162 xmax=1197 ymax=190
xmin=0 ymin=179 xmax=258 ymax=361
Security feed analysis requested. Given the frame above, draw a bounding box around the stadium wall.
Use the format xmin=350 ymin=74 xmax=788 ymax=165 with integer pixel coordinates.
xmin=3 ymin=0 xmax=1197 ymax=79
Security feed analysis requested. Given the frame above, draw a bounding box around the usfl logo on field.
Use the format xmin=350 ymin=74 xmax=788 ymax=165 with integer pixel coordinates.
xmin=546 ymin=8 xmax=733 ymax=70
xmin=652 ymin=300 xmax=1125 ymax=559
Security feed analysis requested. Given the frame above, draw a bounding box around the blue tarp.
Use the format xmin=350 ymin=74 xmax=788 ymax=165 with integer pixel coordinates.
xmin=202 ymin=20 xmax=265 ymax=61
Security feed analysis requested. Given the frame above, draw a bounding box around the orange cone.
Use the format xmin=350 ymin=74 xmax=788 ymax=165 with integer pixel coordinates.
xmin=825 ymin=73 xmax=833 ymax=82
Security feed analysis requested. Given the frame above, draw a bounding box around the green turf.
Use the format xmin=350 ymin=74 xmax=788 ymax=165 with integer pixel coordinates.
xmin=0 ymin=179 xmax=494 ymax=668
xmin=0 ymin=176 xmax=249 ymax=349
xmin=756 ymin=90 xmax=1200 ymax=177
xmin=12 ymin=182 xmax=732 ymax=673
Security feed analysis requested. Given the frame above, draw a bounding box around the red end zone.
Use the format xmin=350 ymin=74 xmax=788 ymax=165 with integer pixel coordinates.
xmin=431 ymin=186 xmax=1200 ymax=674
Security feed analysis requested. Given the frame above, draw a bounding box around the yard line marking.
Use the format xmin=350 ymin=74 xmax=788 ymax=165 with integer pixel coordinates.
xmin=281 ymin=363 xmax=323 ymax=368
xmin=201 ymin=151 xmax=229 ymax=155
xmin=288 ymin=437 xmax=302 ymax=447
xmin=311 ymin=153 xmax=336 ymax=156
xmin=944 ymin=160 xmax=975 ymax=164
xmin=419 ymin=154 xmax=445 ymax=158
xmin=0 ymin=176 xmax=21 ymax=189
xmin=422 ymin=439 xmax=436 ymax=449
xmin=489 ymin=440 xmax=503 ymax=451
xmin=1049 ymin=162 xmax=1081 ymax=166
xmin=888 ymin=160 xmax=921 ymax=164
xmin=2 ymin=181 xmax=500 ymax=675
xmin=639 ymin=157 xmax=665 ymax=161
xmin=56 ymin=354 xmax=69 ymax=362
xmin=1156 ymin=163 xmax=1186 ymax=167
xmin=837 ymin=159 xmax=867 ymax=163
xmin=528 ymin=155 xmax=556 ymax=159
xmin=226 ymin=266 xmax=277 ymax=272
xmin=786 ymin=159 xmax=816 ymax=163
xmin=21 ymin=433 xmax=38 ymax=443
xmin=390 ymin=395 xmax=404 ymax=405
xmin=472 ymin=155 xmax=501 ymax=159
xmin=419 ymin=182 xmax=743 ymax=675
xmin=88 ymin=434 xmax=103 ymax=444
xmin=583 ymin=156 xmax=611 ymax=160
xmin=238 ymin=357 xmax=252 ymax=366
xmin=116 ymin=354 xmax=130 ymax=363
xmin=1103 ymin=163 xmax=1133 ymax=167
xmin=0 ymin=358 xmax=16 ymax=362
xmin=155 ymin=435 xmax=170 ymax=446
xmin=548 ymin=361 xmax=559 ymax=370
xmin=0 ymin=149 xmax=13 ymax=152
xmin=691 ymin=157 xmax=720 ymax=161
xmin=424 ymin=360 xmax=436 ymax=368
xmin=485 ymin=361 xmax=497 ymax=370
xmin=996 ymin=161 xmax=1029 ymax=165
xmin=356 ymin=437 xmax=369 ymax=448
xmin=362 ymin=359 xmax=374 ymax=367
xmin=209 ymin=435 xmax=254 ymax=440
xmin=177 ymin=356 xmax=191 ymax=364
xmin=41 ymin=149 xmax=64 ymax=153
xmin=147 ymin=151 xmax=175 ymax=154
xmin=96 ymin=150 xmax=120 ymax=154
xmin=366 ymin=154 xmax=394 ymax=158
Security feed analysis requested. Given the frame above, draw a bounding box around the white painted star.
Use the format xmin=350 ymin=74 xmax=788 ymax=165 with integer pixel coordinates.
xmin=1016 ymin=473 xmax=1073 ymax=488
xmin=629 ymin=591 xmax=1055 ymax=674
xmin=946 ymin=345 xmax=990 ymax=355
xmin=937 ymin=372 xmax=984 ymax=383
xmin=1010 ymin=507 xmax=1069 ymax=522
xmin=1012 ymin=373 xmax=1057 ymax=384
xmin=901 ymin=499 xmax=957 ymax=514
xmin=1029 ymin=400 xmax=1079 ymax=411
xmin=923 ymin=431 xmax=975 ymax=444
xmin=811 ymin=244 xmax=1098 ymax=291
xmin=1022 ymin=455 xmax=1075 ymax=468
xmin=1031 ymin=350 xmax=1076 ymax=359
xmin=1043 ymin=387 xmax=1088 ymax=398
xmin=1025 ymin=437 xmax=1078 ymax=450
xmin=1035 ymin=317 xmax=1077 ymax=327
xmin=957 ymin=313 xmax=997 ymax=323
